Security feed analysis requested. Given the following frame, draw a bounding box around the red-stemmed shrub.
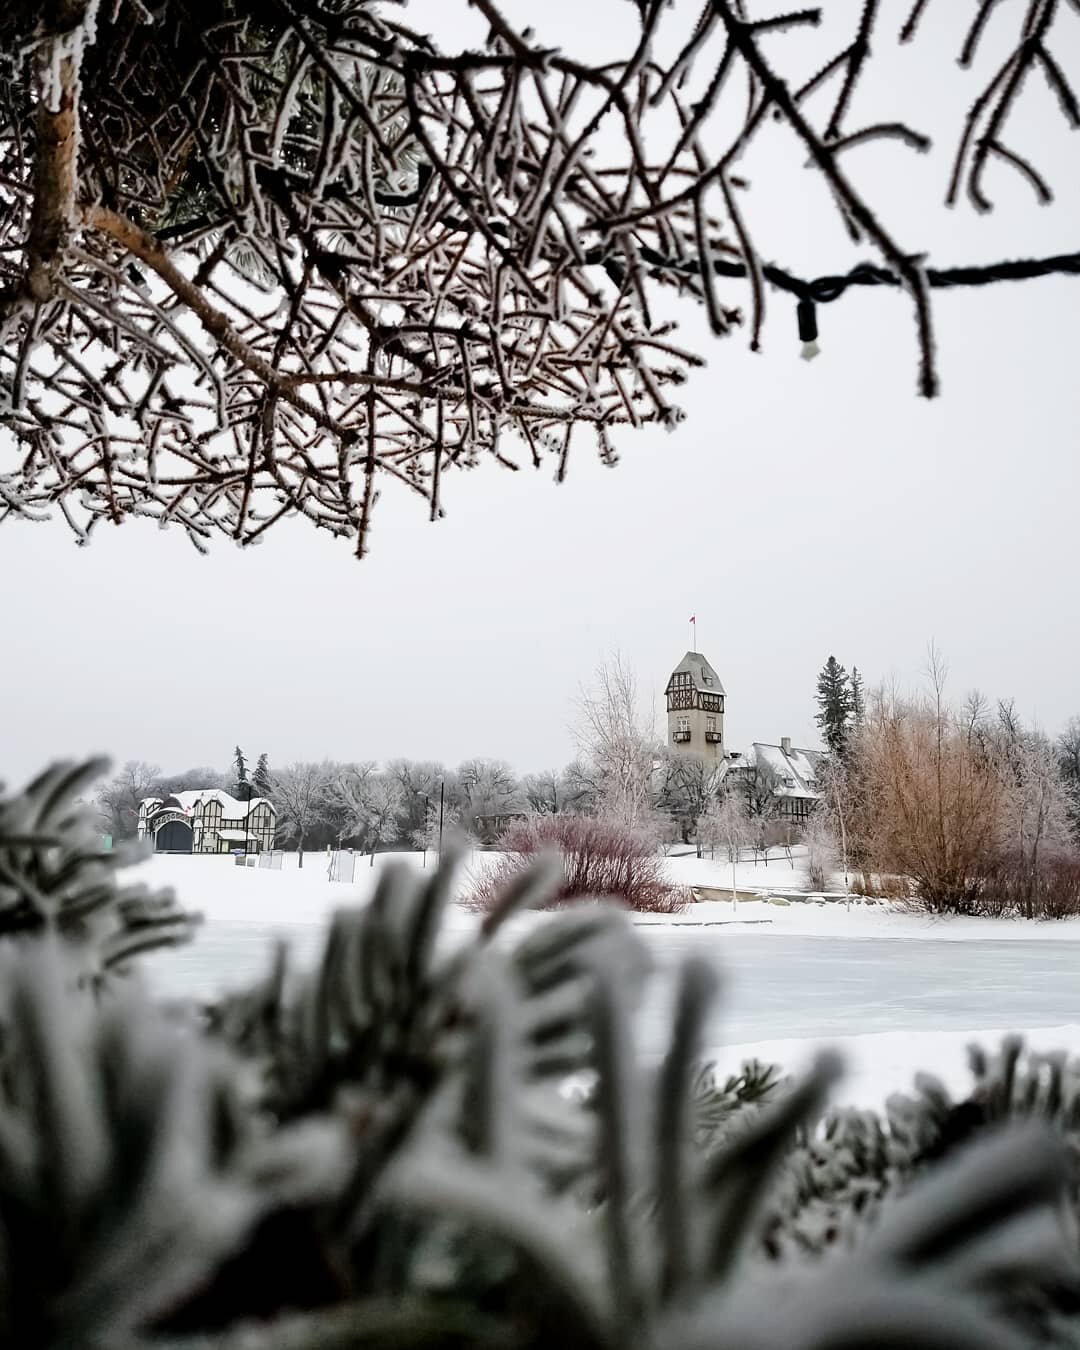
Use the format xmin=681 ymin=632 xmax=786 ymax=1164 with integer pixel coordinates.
xmin=973 ymin=854 xmax=1080 ymax=920
xmin=466 ymin=814 xmax=689 ymax=914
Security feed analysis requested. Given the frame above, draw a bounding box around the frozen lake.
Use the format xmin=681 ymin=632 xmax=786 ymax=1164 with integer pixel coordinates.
xmin=129 ymin=855 xmax=1080 ymax=1103
xmin=142 ymin=920 xmax=1080 ymax=1051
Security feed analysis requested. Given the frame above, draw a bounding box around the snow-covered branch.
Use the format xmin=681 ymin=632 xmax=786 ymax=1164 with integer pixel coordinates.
xmin=1 ymin=0 xmax=1077 ymax=554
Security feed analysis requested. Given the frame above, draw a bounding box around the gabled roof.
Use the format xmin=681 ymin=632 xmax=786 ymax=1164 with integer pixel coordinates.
xmin=746 ymin=743 xmax=825 ymax=798
xmin=666 ymin=650 xmax=725 ymax=695
xmin=141 ymin=788 xmax=273 ymax=821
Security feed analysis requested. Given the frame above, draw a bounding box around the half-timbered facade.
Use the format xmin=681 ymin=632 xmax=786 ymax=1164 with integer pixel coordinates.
xmin=137 ymin=790 xmax=276 ymax=854
xmin=665 ymin=650 xmax=725 ymax=761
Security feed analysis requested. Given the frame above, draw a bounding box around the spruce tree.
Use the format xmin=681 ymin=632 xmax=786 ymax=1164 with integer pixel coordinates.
xmin=253 ymin=753 xmax=272 ymax=800
xmin=816 ymin=657 xmax=853 ymax=756
xmin=233 ymin=746 xmax=251 ymax=801
xmin=850 ymin=667 xmax=866 ymax=727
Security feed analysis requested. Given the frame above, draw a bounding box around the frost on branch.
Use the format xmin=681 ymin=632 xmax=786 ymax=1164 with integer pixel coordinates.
xmin=0 ymin=0 xmax=1077 ymax=556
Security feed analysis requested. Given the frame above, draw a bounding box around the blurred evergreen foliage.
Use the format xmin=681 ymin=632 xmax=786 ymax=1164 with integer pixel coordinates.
xmin=0 ymin=760 xmax=1077 ymax=1348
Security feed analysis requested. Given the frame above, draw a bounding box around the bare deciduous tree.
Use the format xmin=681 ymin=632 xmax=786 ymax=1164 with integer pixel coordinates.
xmin=1058 ymin=717 xmax=1080 ymax=841
xmin=386 ymin=760 xmax=447 ymax=839
xmin=698 ymin=791 xmax=752 ymax=909
xmin=456 ymin=758 xmax=521 ymax=823
xmin=816 ymin=754 xmax=856 ymax=895
xmin=996 ymin=732 xmax=1074 ymax=899
xmin=269 ymin=761 xmax=334 ymax=868
xmin=152 ymin=766 xmax=229 ymax=800
xmin=656 ymin=751 xmax=726 ymax=852
xmin=356 ymin=778 xmax=404 ymax=866
xmin=573 ymin=652 xmax=657 ymax=833
xmin=740 ymin=756 xmax=783 ymax=825
xmin=325 ymin=761 xmax=379 ymax=845
xmin=802 ymin=811 xmax=838 ymax=894
xmin=411 ymin=797 xmax=461 ymax=867
xmin=522 ymin=769 xmax=566 ymax=816
xmin=94 ymin=760 xmax=160 ymax=841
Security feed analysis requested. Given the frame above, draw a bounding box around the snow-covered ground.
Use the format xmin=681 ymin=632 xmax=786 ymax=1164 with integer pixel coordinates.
xmin=131 ymin=847 xmax=1080 ymax=941
xmin=128 ymin=851 xmax=1080 ymax=1112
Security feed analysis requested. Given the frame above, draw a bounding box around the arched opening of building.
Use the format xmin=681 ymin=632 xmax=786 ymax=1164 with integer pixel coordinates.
xmin=155 ymin=819 xmax=193 ymax=853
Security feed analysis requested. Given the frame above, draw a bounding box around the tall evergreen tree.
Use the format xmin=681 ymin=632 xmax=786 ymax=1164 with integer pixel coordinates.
xmin=816 ymin=657 xmax=854 ymax=757
xmin=850 ymin=667 xmax=866 ymax=727
xmin=233 ymin=746 xmax=251 ymax=802
xmin=253 ymin=753 xmax=273 ymax=800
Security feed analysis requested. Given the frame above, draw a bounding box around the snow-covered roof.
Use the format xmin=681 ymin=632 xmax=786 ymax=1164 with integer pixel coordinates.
xmin=140 ymin=789 xmax=272 ymax=820
xmin=666 ymin=650 xmax=725 ymax=695
xmin=746 ymin=743 xmax=825 ymax=799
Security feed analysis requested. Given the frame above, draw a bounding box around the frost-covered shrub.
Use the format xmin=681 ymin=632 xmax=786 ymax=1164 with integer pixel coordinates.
xmin=856 ymin=870 xmax=912 ymax=901
xmin=467 ymin=813 xmax=689 ymax=914
xmin=801 ymin=813 xmax=837 ymax=892
xmin=973 ymin=853 xmax=1080 ymax=920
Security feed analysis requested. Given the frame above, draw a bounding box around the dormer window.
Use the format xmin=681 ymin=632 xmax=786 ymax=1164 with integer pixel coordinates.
xmin=702 ymin=673 xmax=711 ymax=686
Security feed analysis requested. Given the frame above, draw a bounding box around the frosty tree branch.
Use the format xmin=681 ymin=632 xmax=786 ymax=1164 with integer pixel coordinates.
xmin=0 ymin=0 xmax=1077 ymax=557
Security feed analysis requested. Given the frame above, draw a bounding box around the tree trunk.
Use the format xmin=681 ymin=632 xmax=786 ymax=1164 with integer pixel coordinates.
xmin=22 ymin=1 xmax=91 ymax=305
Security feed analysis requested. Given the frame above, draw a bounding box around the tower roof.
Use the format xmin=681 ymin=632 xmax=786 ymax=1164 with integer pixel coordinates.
xmin=667 ymin=650 xmax=724 ymax=695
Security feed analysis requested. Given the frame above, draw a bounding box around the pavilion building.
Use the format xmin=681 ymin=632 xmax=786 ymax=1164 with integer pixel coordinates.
xmin=137 ymin=789 xmax=276 ymax=854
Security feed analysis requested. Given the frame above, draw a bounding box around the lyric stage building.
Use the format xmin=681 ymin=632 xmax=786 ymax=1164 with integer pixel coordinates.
xmin=137 ymin=789 xmax=276 ymax=854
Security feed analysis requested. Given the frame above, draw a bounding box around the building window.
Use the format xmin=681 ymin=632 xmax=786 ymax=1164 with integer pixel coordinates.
xmin=677 ymin=716 xmax=690 ymax=733
xmin=707 ymin=716 xmax=716 ymax=732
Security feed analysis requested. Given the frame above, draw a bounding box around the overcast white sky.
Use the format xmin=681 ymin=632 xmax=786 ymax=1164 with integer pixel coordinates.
xmin=1 ymin=0 xmax=1078 ymax=788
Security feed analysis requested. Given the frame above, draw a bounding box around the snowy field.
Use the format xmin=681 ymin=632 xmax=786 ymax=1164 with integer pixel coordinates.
xmin=129 ymin=851 xmax=1080 ymax=1112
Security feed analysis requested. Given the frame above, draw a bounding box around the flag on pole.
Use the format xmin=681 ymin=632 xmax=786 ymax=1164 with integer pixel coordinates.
xmin=689 ymin=615 xmax=696 ymax=623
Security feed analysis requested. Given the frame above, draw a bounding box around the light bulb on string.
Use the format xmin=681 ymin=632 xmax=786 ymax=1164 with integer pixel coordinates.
xmin=797 ymin=297 xmax=820 ymax=362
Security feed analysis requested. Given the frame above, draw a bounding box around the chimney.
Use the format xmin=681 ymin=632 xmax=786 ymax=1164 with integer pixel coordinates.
xmin=780 ymin=736 xmax=792 ymax=756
